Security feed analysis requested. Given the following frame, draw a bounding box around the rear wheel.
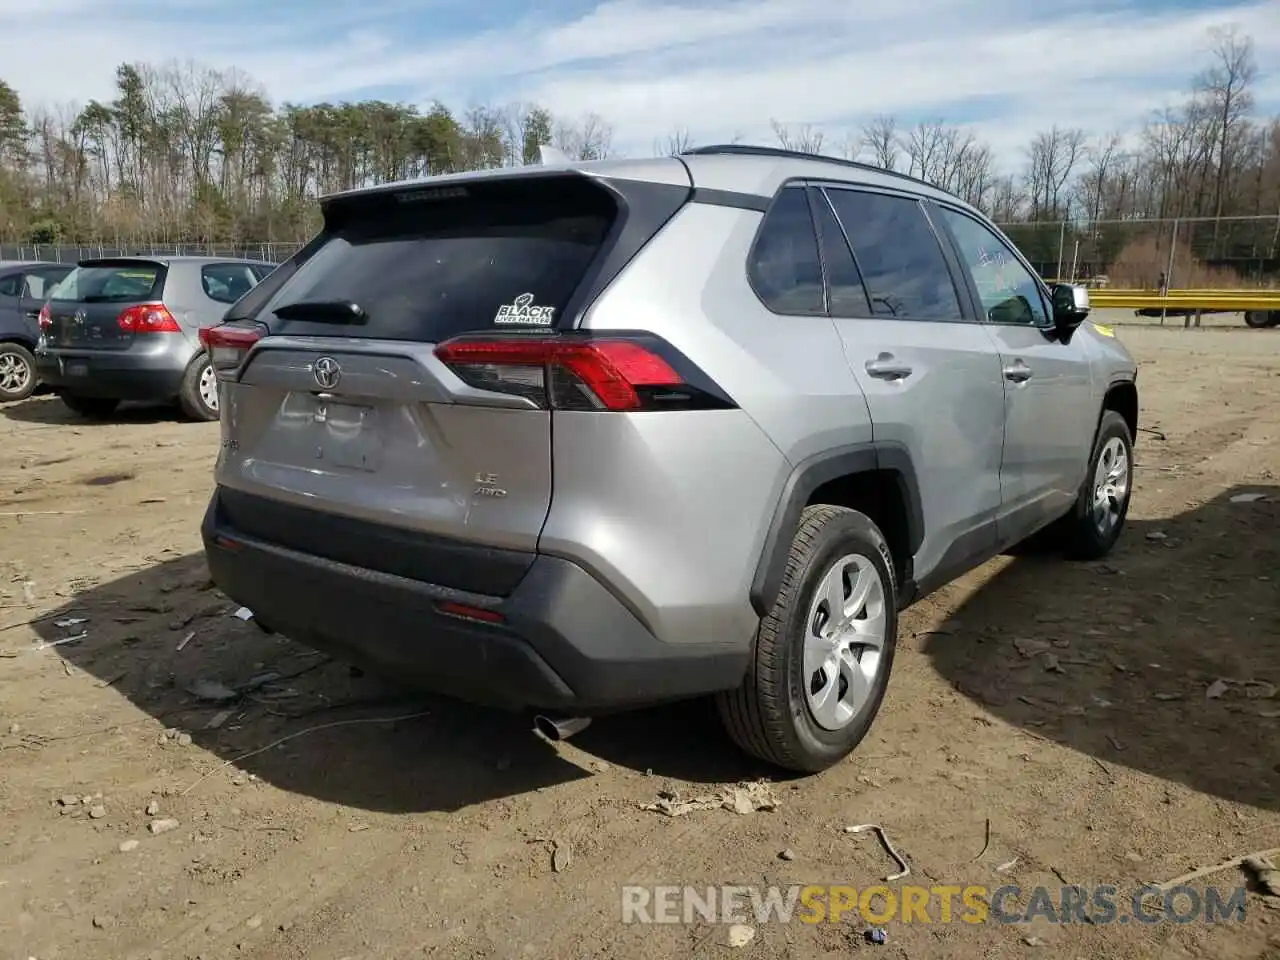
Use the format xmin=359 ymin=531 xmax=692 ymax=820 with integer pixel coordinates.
xmin=178 ymin=353 xmax=219 ymax=421
xmin=60 ymin=395 xmax=120 ymax=419
xmin=0 ymin=342 xmax=37 ymax=403
xmin=716 ymin=505 xmax=898 ymax=773
xmin=1244 ymin=310 xmax=1278 ymax=328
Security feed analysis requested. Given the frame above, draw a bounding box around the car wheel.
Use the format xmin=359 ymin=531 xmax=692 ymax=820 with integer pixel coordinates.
xmin=60 ymin=395 xmax=120 ymax=419
xmin=178 ymin=353 xmax=219 ymax=422
xmin=1057 ymin=410 xmax=1134 ymax=560
xmin=1244 ymin=310 xmax=1274 ymax=328
xmin=716 ymin=504 xmax=898 ymax=773
xmin=0 ymin=342 xmax=38 ymax=403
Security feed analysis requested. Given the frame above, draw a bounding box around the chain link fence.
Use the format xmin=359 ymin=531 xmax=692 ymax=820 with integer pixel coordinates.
xmin=997 ymin=215 xmax=1280 ymax=288
xmin=6 ymin=215 xmax=1280 ymax=290
xmin=0 ymin=241 xmax=307 ymax=265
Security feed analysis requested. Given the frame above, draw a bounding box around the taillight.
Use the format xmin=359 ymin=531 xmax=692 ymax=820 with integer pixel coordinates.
xmin=37 ymin=305 xmax=51 ymax=331
xmin=434 ymin=334 xmax=735 ymax=412
xmin=199 ymin=323 xmax=265 ymax=380
xmin=118 ymin=303 xmax=181 ymax=333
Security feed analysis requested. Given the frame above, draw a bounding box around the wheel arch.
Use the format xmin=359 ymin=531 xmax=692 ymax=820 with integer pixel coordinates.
xmin=749 ymin=442 xmax=924 ymax=617
xmin=1102 ymin=378 xmax=1138 ymax=444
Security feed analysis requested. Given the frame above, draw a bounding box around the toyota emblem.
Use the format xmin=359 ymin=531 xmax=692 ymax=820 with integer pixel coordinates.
xmin=313 ymin=356 xmax=341 ymax=389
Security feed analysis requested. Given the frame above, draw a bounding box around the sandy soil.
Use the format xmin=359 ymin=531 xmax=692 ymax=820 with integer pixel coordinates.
xmin=1 ymin=322 xmax=1278 ymax=960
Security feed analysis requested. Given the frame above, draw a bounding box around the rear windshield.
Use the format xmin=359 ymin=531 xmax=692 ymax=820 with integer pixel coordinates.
xmin=260 ymin=176 xmax=617 ymax=341
xmin=49 ymin=263 xmax=163 ymax=303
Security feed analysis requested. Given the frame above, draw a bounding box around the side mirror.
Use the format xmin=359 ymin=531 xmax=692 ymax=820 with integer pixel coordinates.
xmin=1050 ymin=283 xmax=1090 ymax=336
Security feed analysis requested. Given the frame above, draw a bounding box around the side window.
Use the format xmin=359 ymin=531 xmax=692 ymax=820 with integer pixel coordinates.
xmin=811 ymin=191 xmax=872 ymax=317
xmin=936 ymin=207 xmax=1048 ymax=326
xmin=824 ymin=189 xmax=964 ymax=321
xmin=202 ymin=264 xmax=260 ymax=304
xmin=22 ymin=268 xmax=68 ymax=299
xmin=747 ymin=186 xmax=824 ymax=316
xmin=0 ymin=275 xmax=20 ymax=297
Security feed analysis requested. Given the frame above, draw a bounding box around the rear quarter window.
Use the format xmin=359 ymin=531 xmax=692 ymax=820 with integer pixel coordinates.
xmin=201 ymin=264 xmax=260 ymax=304
xmin=260 ymin=176 xmax=617 ymax=342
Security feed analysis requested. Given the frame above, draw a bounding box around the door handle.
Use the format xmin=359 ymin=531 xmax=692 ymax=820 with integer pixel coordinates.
xmin=1003 ymin=361 xmax=1032 ymax=383
xmin=865 ymin=353 xmax=913 ymax=380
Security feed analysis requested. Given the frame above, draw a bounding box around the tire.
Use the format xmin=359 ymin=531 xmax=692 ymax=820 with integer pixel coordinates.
xmin=717 ymin=505 xmax=899 ymax=773
xmin=60 ymin=395 xmax=120 ymax=419
xmin=1057 ymin=410 xmax=1134 ymax=560
xmin=1244 ymin=311 xmax=1274 ymax=328
xmin=0 ymin=342 xmax=38 ymax=403
xmin=177 ymin=353 xmax=219 ymax=422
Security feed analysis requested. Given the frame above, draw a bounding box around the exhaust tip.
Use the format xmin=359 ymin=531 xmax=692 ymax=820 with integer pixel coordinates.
xmin=533 ymin=715 xmax=591 ymax=741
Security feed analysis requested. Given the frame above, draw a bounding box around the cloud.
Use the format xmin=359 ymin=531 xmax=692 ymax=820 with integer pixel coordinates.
xmin=1 ymin=0 xmax=1277 ymax=169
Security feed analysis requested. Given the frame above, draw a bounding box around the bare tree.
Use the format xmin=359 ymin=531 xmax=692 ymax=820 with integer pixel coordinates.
xmin=1195 ymin=25 xmax=1256 ymax=233
xmin=770 ymin=120 xmax=824 ymax=154
xmin=554 ymin=112 xmax=614 ymax=160
xmin=1025 ymin=126 xmax=1087 ymax=218
xmin=860 ymin=115 xmax=899 ymax=171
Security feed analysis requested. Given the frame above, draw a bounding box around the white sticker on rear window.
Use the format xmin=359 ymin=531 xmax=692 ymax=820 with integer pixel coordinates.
xmin=494 ymin=293 xmax=556 ymax=326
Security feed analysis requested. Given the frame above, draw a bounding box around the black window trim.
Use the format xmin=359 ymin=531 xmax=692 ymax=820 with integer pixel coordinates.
xmin=806 ymin=184 xmax=872 ymax=318
xmin=925 ymin=199 xmax=1056 ymax=332
xmin=744 ymin=181 xmax=828 ymax=319
xmin=816 ymin=182 xmax=979 ymax=325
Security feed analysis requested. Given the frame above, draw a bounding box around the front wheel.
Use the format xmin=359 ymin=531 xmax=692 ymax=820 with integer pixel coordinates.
xmin=0 ymin=342 xmax=37 ymax=403
xmin=178 ymin=353 xmax=219 ymax=421
xmin=1057 ymin=411 xmax=1134 ymax=560
xmin=716 ymin=505 xmax=898 ymax=773
xmin=1244 ymin=311 xmax=1276 ymax=328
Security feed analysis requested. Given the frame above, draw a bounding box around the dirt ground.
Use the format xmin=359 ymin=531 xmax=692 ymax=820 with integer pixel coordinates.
xmin=1 ymin=315 xmax=1277 ymax=960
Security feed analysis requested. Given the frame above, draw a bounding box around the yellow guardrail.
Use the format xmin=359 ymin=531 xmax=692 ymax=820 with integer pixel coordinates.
xmin=1083 ymin=289 xmax=1280 ymax=311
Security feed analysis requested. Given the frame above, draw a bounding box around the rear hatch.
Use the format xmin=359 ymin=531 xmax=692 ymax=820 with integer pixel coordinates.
xmin=209 ymin=167 xmax=692 ymax=594
xmin=41 ymin=259 xmax=167 ymax=350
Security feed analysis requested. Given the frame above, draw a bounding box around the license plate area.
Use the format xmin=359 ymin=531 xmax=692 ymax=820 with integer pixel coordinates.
xmin=313 ymin=400 xmax=381 ymax=472
xmin=64 ymin=360 xmax=88 ymax=377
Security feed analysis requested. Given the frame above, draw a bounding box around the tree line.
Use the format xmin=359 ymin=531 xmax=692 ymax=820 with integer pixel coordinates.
xmin=0 ymin=24 xmax=1276 ymax=281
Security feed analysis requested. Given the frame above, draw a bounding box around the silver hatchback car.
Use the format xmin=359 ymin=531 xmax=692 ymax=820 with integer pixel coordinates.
xmin=35 ymin=256 xmax=275 ymax=420
xmin=200 ymin=146 xmax=1138 ymax=772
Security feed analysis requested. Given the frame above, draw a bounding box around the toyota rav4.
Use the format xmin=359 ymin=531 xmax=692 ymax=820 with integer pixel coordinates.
xmin=200 ymin=145 xmax=1139 ymax=772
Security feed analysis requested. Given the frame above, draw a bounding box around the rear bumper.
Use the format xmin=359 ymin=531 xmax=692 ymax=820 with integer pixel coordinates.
xmin=201 ymin=489 xmax=750 ymax=712
xmin=35 ymin=346 xmax=188 ymax=400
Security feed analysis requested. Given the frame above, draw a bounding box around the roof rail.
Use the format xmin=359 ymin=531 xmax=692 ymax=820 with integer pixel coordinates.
xmin=680 ymin=144 xmax=955 ymax=197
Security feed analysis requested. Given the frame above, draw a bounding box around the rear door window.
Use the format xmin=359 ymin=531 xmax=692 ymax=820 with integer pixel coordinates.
xmin=202 ymin=263 xmax=260 ymax=304
xmin=823 ymin=189 xmax=965 ymax=321
xmin=24 ymin=267 xmax=72 ymax=299
xmin=260 ymin=177 xmax=617 ymax=341
xmin=49 ymin=263 xmax=163 ymax=303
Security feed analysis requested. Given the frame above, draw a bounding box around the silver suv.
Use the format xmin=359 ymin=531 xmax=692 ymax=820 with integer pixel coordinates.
xmin=200 ymin=146 xmax=1138 ymax=772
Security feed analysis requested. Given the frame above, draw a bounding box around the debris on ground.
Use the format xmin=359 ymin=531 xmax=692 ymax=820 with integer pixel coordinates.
xmin=145 ymin=800 xmax=160 ymax=816
xmin=88 ymin=805 xmax=106 ymax=819
xmin=639 ymin=781 xmax=780 ymax=817
xmin=551 ymin=839 xmax=573 ymax=873
xmin=995 ymin=857 xmax=1019 ymax=873
xmin=118 ymin=840 xmax=139 ymax=852
xmin=1244 ymin=855 xmax=1280 ymax=898
xmin=1230 ymin=492 xmax=1268 ymax=503
xmin=52 ymin=617 xmax=86 ymax=628
xmin=186 ymin=678 xmax=238 ymax=703
xmin=175 ymin=631 xmax=195 ymax=651
xmin=865 ymin=926 xmax=887 ymax=945
xmin=1013 ymin=638 xmax=1051 ymax=658
xmin=148 ymin=818 xmax=180 ymax=835
xmin=1143 ymin=846 xmax=1280 ymax=900
xmin=205 ymin=709 xmax=236 ymax=730
xmin=233 ymin=607 xmax=254 ymax=621
xmin=1024 ymin=935 xmax=1048 ymax=946
xmin=1042 ymin=653 xmax=1065 ymax=674
xmin=844 ymin=824 xmax=910 ymax=881
xmin=779 ymin=848 xmax=796 ymax=861
xmin=726 ymin=924 xmax=754 ymax=948
xmin=1206 ymin=679 xmax=1230 ymax=699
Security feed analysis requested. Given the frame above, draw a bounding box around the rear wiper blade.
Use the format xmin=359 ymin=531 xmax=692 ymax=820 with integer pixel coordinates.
xmin=272 ymin=299 xmax=368 ymax=324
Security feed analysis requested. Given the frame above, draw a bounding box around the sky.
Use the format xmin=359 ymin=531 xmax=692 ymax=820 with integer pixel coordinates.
xmin=1 ymin=0 xmax=1278 ymax=168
